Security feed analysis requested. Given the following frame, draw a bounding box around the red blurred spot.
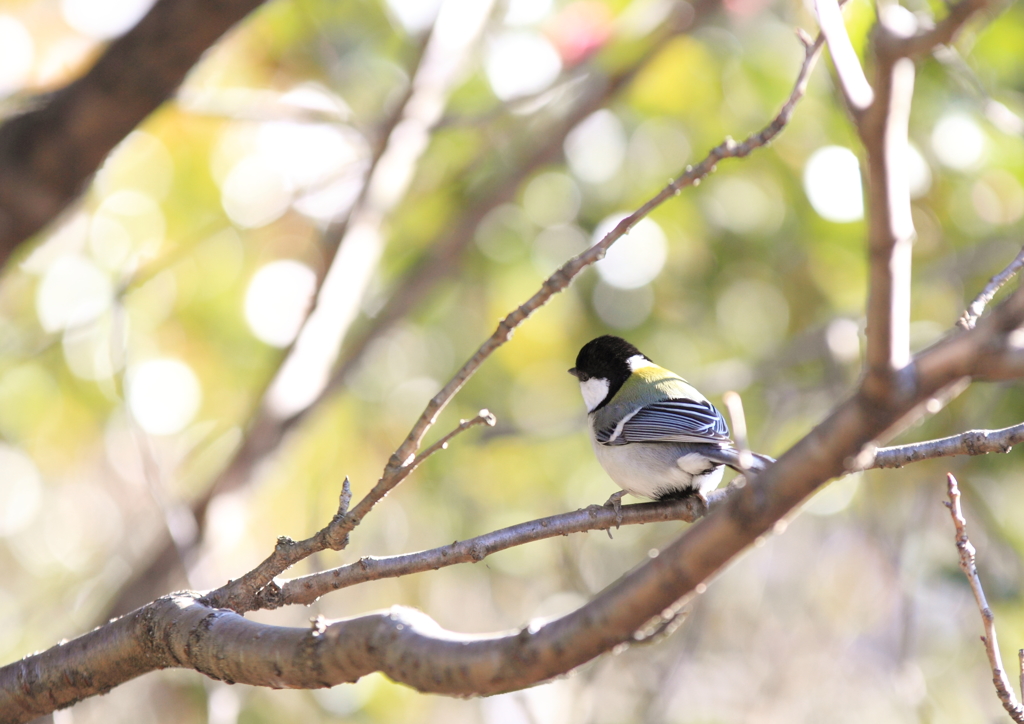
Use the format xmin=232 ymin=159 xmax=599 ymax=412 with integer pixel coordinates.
xmin=545 ymin=2 xmax=614 ymax=66
xmin=723 ymin=0 xmax=773 ymax=19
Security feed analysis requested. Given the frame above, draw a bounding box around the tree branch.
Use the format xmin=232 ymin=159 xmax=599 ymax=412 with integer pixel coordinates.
xmin=253 ymin=494 xmax=716 ymax=611
xmin=859 ymin=43 xmax=916 ymax=399
xmin=960 ymin=245 xmax=1024 ymax=330
xmin=199 ymin=17 xmax=827 ymax=614
xmin=257 ymin=414 xmax=1024 ymax=612
xmin=815 ymin=0 xmax=874 ymax=111
xmin=944 ymin=473 xmax=1024 ymax=723
xmin=100 ymin=3 xmax=717 ymax=620
xmin=5 ymin=0 xmax=1020 ymax=716
xmin=821 ymin=0 xmax=997 ymax=402
xmin=0 ymin=0 xmax=269 ymax=265
xmin=868 ymin=422 xmax=1024 ymax=468
xmin=101 ymin=20 xmax=440 ymax=621
xmin=7 ymin=282 xmax=1024 ymax=721
xmin=200 ymin=412 xmax=494 ymax=611
xmin=893 ymin=0 xmax=994 ymax=57
xmin=10 ymin=284 xmax=1024 ymax=722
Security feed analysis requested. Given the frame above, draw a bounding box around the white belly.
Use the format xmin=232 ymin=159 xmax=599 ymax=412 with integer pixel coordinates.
xmin=591 ymin=436 xmax=724 ymax=500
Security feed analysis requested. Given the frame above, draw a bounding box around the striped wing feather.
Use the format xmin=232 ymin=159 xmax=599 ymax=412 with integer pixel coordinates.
xmin=598 ymin=398 xmax=730 ymax=445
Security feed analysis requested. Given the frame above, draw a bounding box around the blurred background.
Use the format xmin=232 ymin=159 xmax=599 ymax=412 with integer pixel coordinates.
xmin=1 ymin=0 xmax=1024 ymax=721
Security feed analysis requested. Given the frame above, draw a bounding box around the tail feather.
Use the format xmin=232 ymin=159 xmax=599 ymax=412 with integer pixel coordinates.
xmin=701 ymin=446 xmax=774 ymax=474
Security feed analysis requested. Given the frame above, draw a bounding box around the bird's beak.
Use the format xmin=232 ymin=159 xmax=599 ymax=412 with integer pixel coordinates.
xmin=568 ymin=367 xmax=579 ymax=378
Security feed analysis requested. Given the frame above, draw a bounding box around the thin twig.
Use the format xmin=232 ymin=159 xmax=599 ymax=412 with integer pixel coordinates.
xmin=944 ymin=473 xmax=1024 ymax=723
xmin=406 ymin=410 xmax=496 ymax=471
xmin=868 ymin=422 xmax=1024 ymax=468
xmin=106 ymin=11 xmax=708 ymax=623
xmin=852 ymin=0 xmax=997 ymax=399
xmin=205 ymin=28 xmax=826 ymax=612
xmin=960 ymin=245 xmax=1024 ymax=330
xmin=722 ymin=390 xmax=753 ymax=471
xmin=888 ymin=0 xmax=992 ymax=58
xmin=98 ymin=24 xmax=440 ymax=622
xmin=324 ymin=10 xmax=708 ymax=398
xmin=248 ymin=417 xmax=1024 ymax=611
xmin=342 ymin=27 xmax=826 ymax=531
xmin=251 ymin=494 xmax=714 ymax=611
xmin=201 ymin=411 xmax=495 ymax=610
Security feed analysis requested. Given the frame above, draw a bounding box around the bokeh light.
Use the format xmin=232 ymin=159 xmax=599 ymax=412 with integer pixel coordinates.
xmin=703 ymin=175 xmax=785 ymax=235
xmin=244 ymin=260 xmax=317 ymax=347
xmin=485 ymin=31 xmax=562 ymax=101
xmin=89 ymin=189 xmax=165 ymax=271
xmin=0 ymin=445 xmax=42 ymax=537
xmin=803 ymin=473 xmax=861 ymax=515
xmin=905 ymin=142 xmax=932 ymax=199
xmin=803 ymin=145 xmax=864 ymax=223
xmin=628 ymin=117 xmax=690 ymax=186
xmin=531 ymin=224 xmax=587 ymax=276
xmin=932 ymin=112 xmax=986 ymax=170
xmin=62 ymin=313 xmax=125 ymax=381
xmin=95 ymin=131 xmax=174 ymax=201
xmin=212 ymin=88 xmax=367 ymax=227
xmin=61 ymin=0 xmax=157 ymax=39
xmin=476 ymin=204 xmax=533 ymax=263
xmin=35 ymin=254 xmax=114 ymax=332
xmin=522 ymin=172 xmax=581 ymax=227
xmin=384 ymin=0 xmax=442 ymax=33
xmin=592 ymin=281 xmax=654 ymax=329
xmin=126 ymin=358 xmax=202 ymax=435
xmin=504 ymin=0 xmax=553 ymax=25
xmin=592 ymin=214 xmax=668 ymax=289
xmin=716 ymin=278 xmax=790 ymax=354
xmin=565 ymin=110 xmax=627 ymax=184
xmin=971 ymin=169 xmax=1024 ymax=225
xmin=0 ymin=15 xmax=34 ymax=97
xmin=220 ymin=155 xmax=293 ymax=229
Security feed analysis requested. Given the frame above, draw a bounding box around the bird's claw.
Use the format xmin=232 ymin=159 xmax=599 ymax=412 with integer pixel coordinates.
xmin=603 ymin=490 xmax=625 ymax=535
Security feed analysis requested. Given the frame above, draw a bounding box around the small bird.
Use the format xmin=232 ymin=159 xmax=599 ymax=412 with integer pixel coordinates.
xmin=569 ymin=335 xmax=773 ymax=508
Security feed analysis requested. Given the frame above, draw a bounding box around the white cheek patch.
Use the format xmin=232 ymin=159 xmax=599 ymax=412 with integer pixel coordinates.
xmin=627 ymin=354 xmax=655 ymax=372
xmin=579 ymin=377 xmax=610 ymax=412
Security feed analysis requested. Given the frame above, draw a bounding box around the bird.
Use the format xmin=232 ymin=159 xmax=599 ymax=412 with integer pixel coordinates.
xmin=569 ymin=335 xmax=773 ymax=511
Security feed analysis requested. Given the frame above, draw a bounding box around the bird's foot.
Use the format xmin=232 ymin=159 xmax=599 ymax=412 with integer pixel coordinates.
xmin=603 ymin=490 xmax=626 ymax=534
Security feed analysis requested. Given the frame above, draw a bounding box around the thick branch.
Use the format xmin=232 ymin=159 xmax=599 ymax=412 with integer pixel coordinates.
xmin=860 ymin=48 xmax=916 ymax=398
xmin=825 ymin=0 xmax=997 ymax=401
xmin=0 ymin=0 xmax=269 ymax=264
xmin=9 ymin=286 xmax=1024 ymax=722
